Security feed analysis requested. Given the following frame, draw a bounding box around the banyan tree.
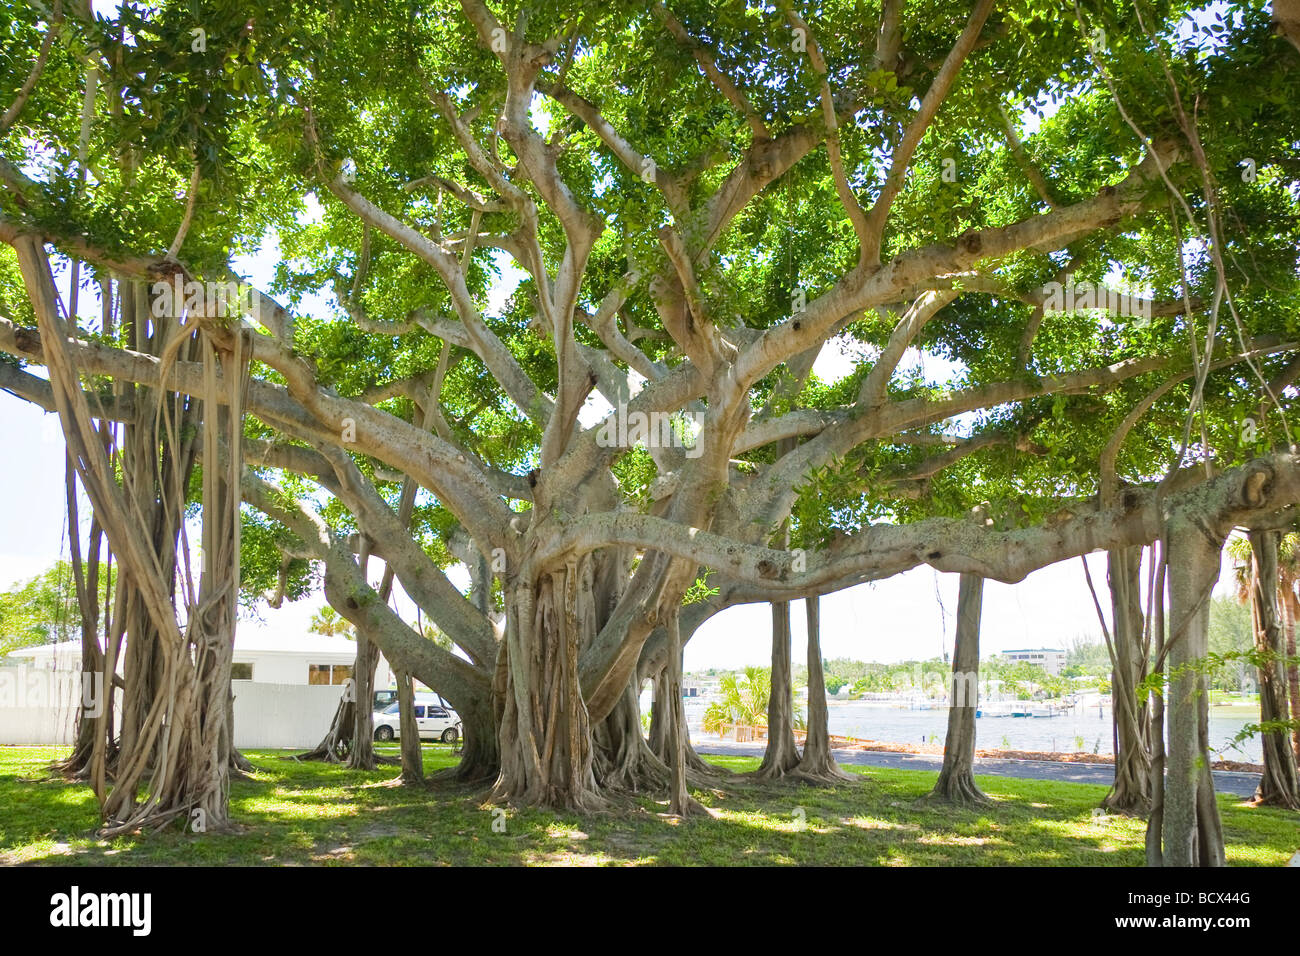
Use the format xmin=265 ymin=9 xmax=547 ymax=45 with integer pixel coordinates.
xmin=2 ymin=0 xmax=1299 ymax=864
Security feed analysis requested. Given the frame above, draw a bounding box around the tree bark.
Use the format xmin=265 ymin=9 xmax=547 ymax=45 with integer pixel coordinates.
xmin=1104 ymin=547 xmax=1152 ymax=813
xmin=27 ymin=264 xmax=248 ymax=835
xmin=49 ymin=459 xmax=105 ymax=779
xmin=755 ymin=600 xmax=801 ymax=779
xmin=226 ymin=688 xmax=254 ymax=775
xmin=346 ymin=631 xmax=380 ymax=770
xmin=647 ymin=669 xmax=666 ymax=757
xmin=1246 ymin=530 xmax=1300 ymax=808
xmin=1284 ymin=589 xmax=1300 ymax=763
xmin=1145 ymin=541 xmax=1169 ymax=865
xmin=795 ymin=596 xmax=852 ymax=783
xmin=663 ymin=608 xmax=706 ymax=815
xmin=488 ymin=567 xmax=603 ymax=810
xmin=1274 ymin=0 xmax=1300 ymax=54
xmin=926 ymin=573 xmax=990 ymax=805
xmin=646 ymin=663 xmax=720 ymax=781
xmin=445 ymin=691 xmax=499 ymax=784
xmin=397 ymin=671 xmax=425 ymax=786
xmin=1153 ymin=515 xmax=1226 ymax=867
xmin=294 ymin=690 xmax=356 ymax=762
xmin=594 ymin=678 xmax=670 ymax=792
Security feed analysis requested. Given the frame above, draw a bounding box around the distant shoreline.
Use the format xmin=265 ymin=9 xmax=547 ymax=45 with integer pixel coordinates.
xmin=775 ymin=730 xmax=1266 ymax=774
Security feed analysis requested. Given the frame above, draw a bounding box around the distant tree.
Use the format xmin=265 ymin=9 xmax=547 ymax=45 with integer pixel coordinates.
xmin=309 ymin=606 xmax=356 ymax=640
xmin=1065 ymin=634 xmax=1111 ymax=676
xmin=422 ymin=623 xmax=453 ymax=651
xmin=1208 ymin=595 xmax=1255 ymax=691
xmin=704 ymin=666 xmax=804 ymax=737
xmin=0 ymin=561 xmax=112 ymax=656
xmin=991 ymin=659 xmax=1063 ymax=700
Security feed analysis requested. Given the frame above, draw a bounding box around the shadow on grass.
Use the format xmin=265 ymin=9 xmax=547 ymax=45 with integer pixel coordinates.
xmin=1 ymin=746 xmax=1293 ymax=866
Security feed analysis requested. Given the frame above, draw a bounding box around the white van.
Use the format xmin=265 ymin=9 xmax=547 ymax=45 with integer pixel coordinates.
xmin=372 ymin=693 xmax=460 ymax=743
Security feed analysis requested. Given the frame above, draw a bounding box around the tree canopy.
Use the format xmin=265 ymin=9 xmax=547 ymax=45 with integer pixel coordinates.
xmin=2 ymin=0 xmax=1299 ymax=855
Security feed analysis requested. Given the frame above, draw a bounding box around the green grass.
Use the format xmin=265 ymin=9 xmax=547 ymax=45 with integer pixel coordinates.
xmin=1 ymin=746 xmax=1295 ymax=866
xmin=1207 ymin=690 xmax=1262 ymax=711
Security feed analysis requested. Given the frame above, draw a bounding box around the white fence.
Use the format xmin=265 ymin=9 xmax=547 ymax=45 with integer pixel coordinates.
xmin=0 ymin=666 xmax=346 ymax=750
xmin=229 ymin=681 xmax=346 ymax=749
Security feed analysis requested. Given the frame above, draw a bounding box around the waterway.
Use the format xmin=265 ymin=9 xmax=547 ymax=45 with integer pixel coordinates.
xmin=683 ymin=697 xmax=1264 ymax=763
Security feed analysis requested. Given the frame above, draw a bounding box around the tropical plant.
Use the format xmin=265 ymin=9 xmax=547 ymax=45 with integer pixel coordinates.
xmin=703 ymin=665 xmax=807 ymax=737
xmin=309 ymin=606 xmax=356 ymax=640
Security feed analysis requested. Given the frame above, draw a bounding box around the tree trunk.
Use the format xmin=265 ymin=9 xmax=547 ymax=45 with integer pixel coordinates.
xmin=795 ymin=596 xmax=851 ymax=783
xmin=594 ymin=678 xmax=669 ymax=792
xmin=926 ymin=573 xmax=990 ymax=805
xmin=663 ymin=609 xmax=706 ymax=815
xmin=346 ymin=632 xmax=380 ymax=770
xmin=645 ymin=664 xmax=720 ymax=780
xmin=1104 ymin=546 xmax=1152 ymax=813
xmin=755 ymin=600 xmax=801 ymax=779
xmin=1246 ymin=530 xmax=1300 ymax=808
xmin=488 ymin=566 xmax=603 ymax=810
xmin=49 ymin=459 xmax=105 ymax=779
xmin=1284 ymin=589 xmax=1300 ymax=763
xmin=226 ymin=686 xmax=254 ymax=775
xmin=596 ymin=675 xmax=724 ymax=793
xmin=397 ymin=671 xmax=425 ymax=786
xmin=1144 ymin=541 xmax=1169 ymax=865
xmin=645 ymin=661 xmax=718 ymax=779
xmin=293 ymin=690 xmax=356 ymax=762
xmin=1152 ymin=516 xmax=1226 ymax=867
xmin=647 ymin=669 xmax=667 ymax=757
xmin=445 ymin=691 xmax=499 ymax=784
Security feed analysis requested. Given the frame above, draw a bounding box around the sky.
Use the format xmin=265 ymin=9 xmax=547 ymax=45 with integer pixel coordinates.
xmin=1 ymin=0 xmax=1244 ymax=670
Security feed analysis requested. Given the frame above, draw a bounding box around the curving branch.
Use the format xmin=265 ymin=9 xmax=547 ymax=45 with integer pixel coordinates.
xmin=859 ymin=0 xmax=997 ymax=263
xmin=545 ymin=453 xmax=1300 ymax=597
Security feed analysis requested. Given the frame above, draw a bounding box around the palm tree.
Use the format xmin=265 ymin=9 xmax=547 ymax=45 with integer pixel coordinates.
xmin=309 ymin=606 xmax=355 ymax=639
xmin=702 ymin=666 xmax=804 ymax=739
xmin=702 ymin=701 xmax=732 ymax=738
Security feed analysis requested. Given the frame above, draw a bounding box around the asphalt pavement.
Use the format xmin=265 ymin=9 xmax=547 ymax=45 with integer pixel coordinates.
xmin=693 ymin=739 xmax=1263 ymax=797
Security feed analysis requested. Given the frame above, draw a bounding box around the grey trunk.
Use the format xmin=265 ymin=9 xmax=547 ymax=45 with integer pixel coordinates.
xmin=1153 ymin=516 xmax=1226 ymax=867
xmin=927 ymin=573 xmax=989 ymax=805
xmin=346 ymin=632 xmax=380 ymax=770
xmin=397 ymin=671 xmax=425 ymax=786
xmin=795 ymin=596 xmax=851 ymax=782
xmin=1246 ymin=530 xmax=1300 ymax=808
xmin=756 ymin=600 xmax=801 ymax=779
xmin=1104 ymin=547 xmax=1152 ymax=813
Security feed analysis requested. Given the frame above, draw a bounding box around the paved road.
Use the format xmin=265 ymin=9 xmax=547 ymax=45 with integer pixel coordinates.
xmin=694 ymin=740 xmax=1263 ymax=798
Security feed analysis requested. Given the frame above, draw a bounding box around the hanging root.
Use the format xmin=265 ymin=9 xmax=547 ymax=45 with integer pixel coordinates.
xmin=230 ymin=750 xmax=255 ymax=775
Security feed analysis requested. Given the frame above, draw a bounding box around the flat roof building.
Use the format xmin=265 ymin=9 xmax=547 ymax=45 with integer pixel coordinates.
xmin=1002 ymin=647 xmax=1067 ymax=676
xmin=5 ymin=632 xmax=397 ymax=688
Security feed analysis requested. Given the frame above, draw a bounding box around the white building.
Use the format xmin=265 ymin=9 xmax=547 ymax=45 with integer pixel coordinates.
xmin=1 ymin=633 xmax=399 ymax=749
xmin=1001 ymin=647 xmax=1067 ymax=676
xmin=5 ymin=632 xmax=396 ymax=689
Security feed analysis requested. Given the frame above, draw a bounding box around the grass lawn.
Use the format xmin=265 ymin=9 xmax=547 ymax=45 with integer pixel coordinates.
xmin=1208 ymin=691 xmax=1262 ymax=711
xmin=1 ymin=745 xmax=1295 ymax=866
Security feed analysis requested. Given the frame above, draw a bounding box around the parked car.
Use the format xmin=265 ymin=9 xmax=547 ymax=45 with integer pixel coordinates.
xmin=372 ymin=689 xmax=398 ymax=712
xmin=372 ymin=693 xmax=460 ymax=743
